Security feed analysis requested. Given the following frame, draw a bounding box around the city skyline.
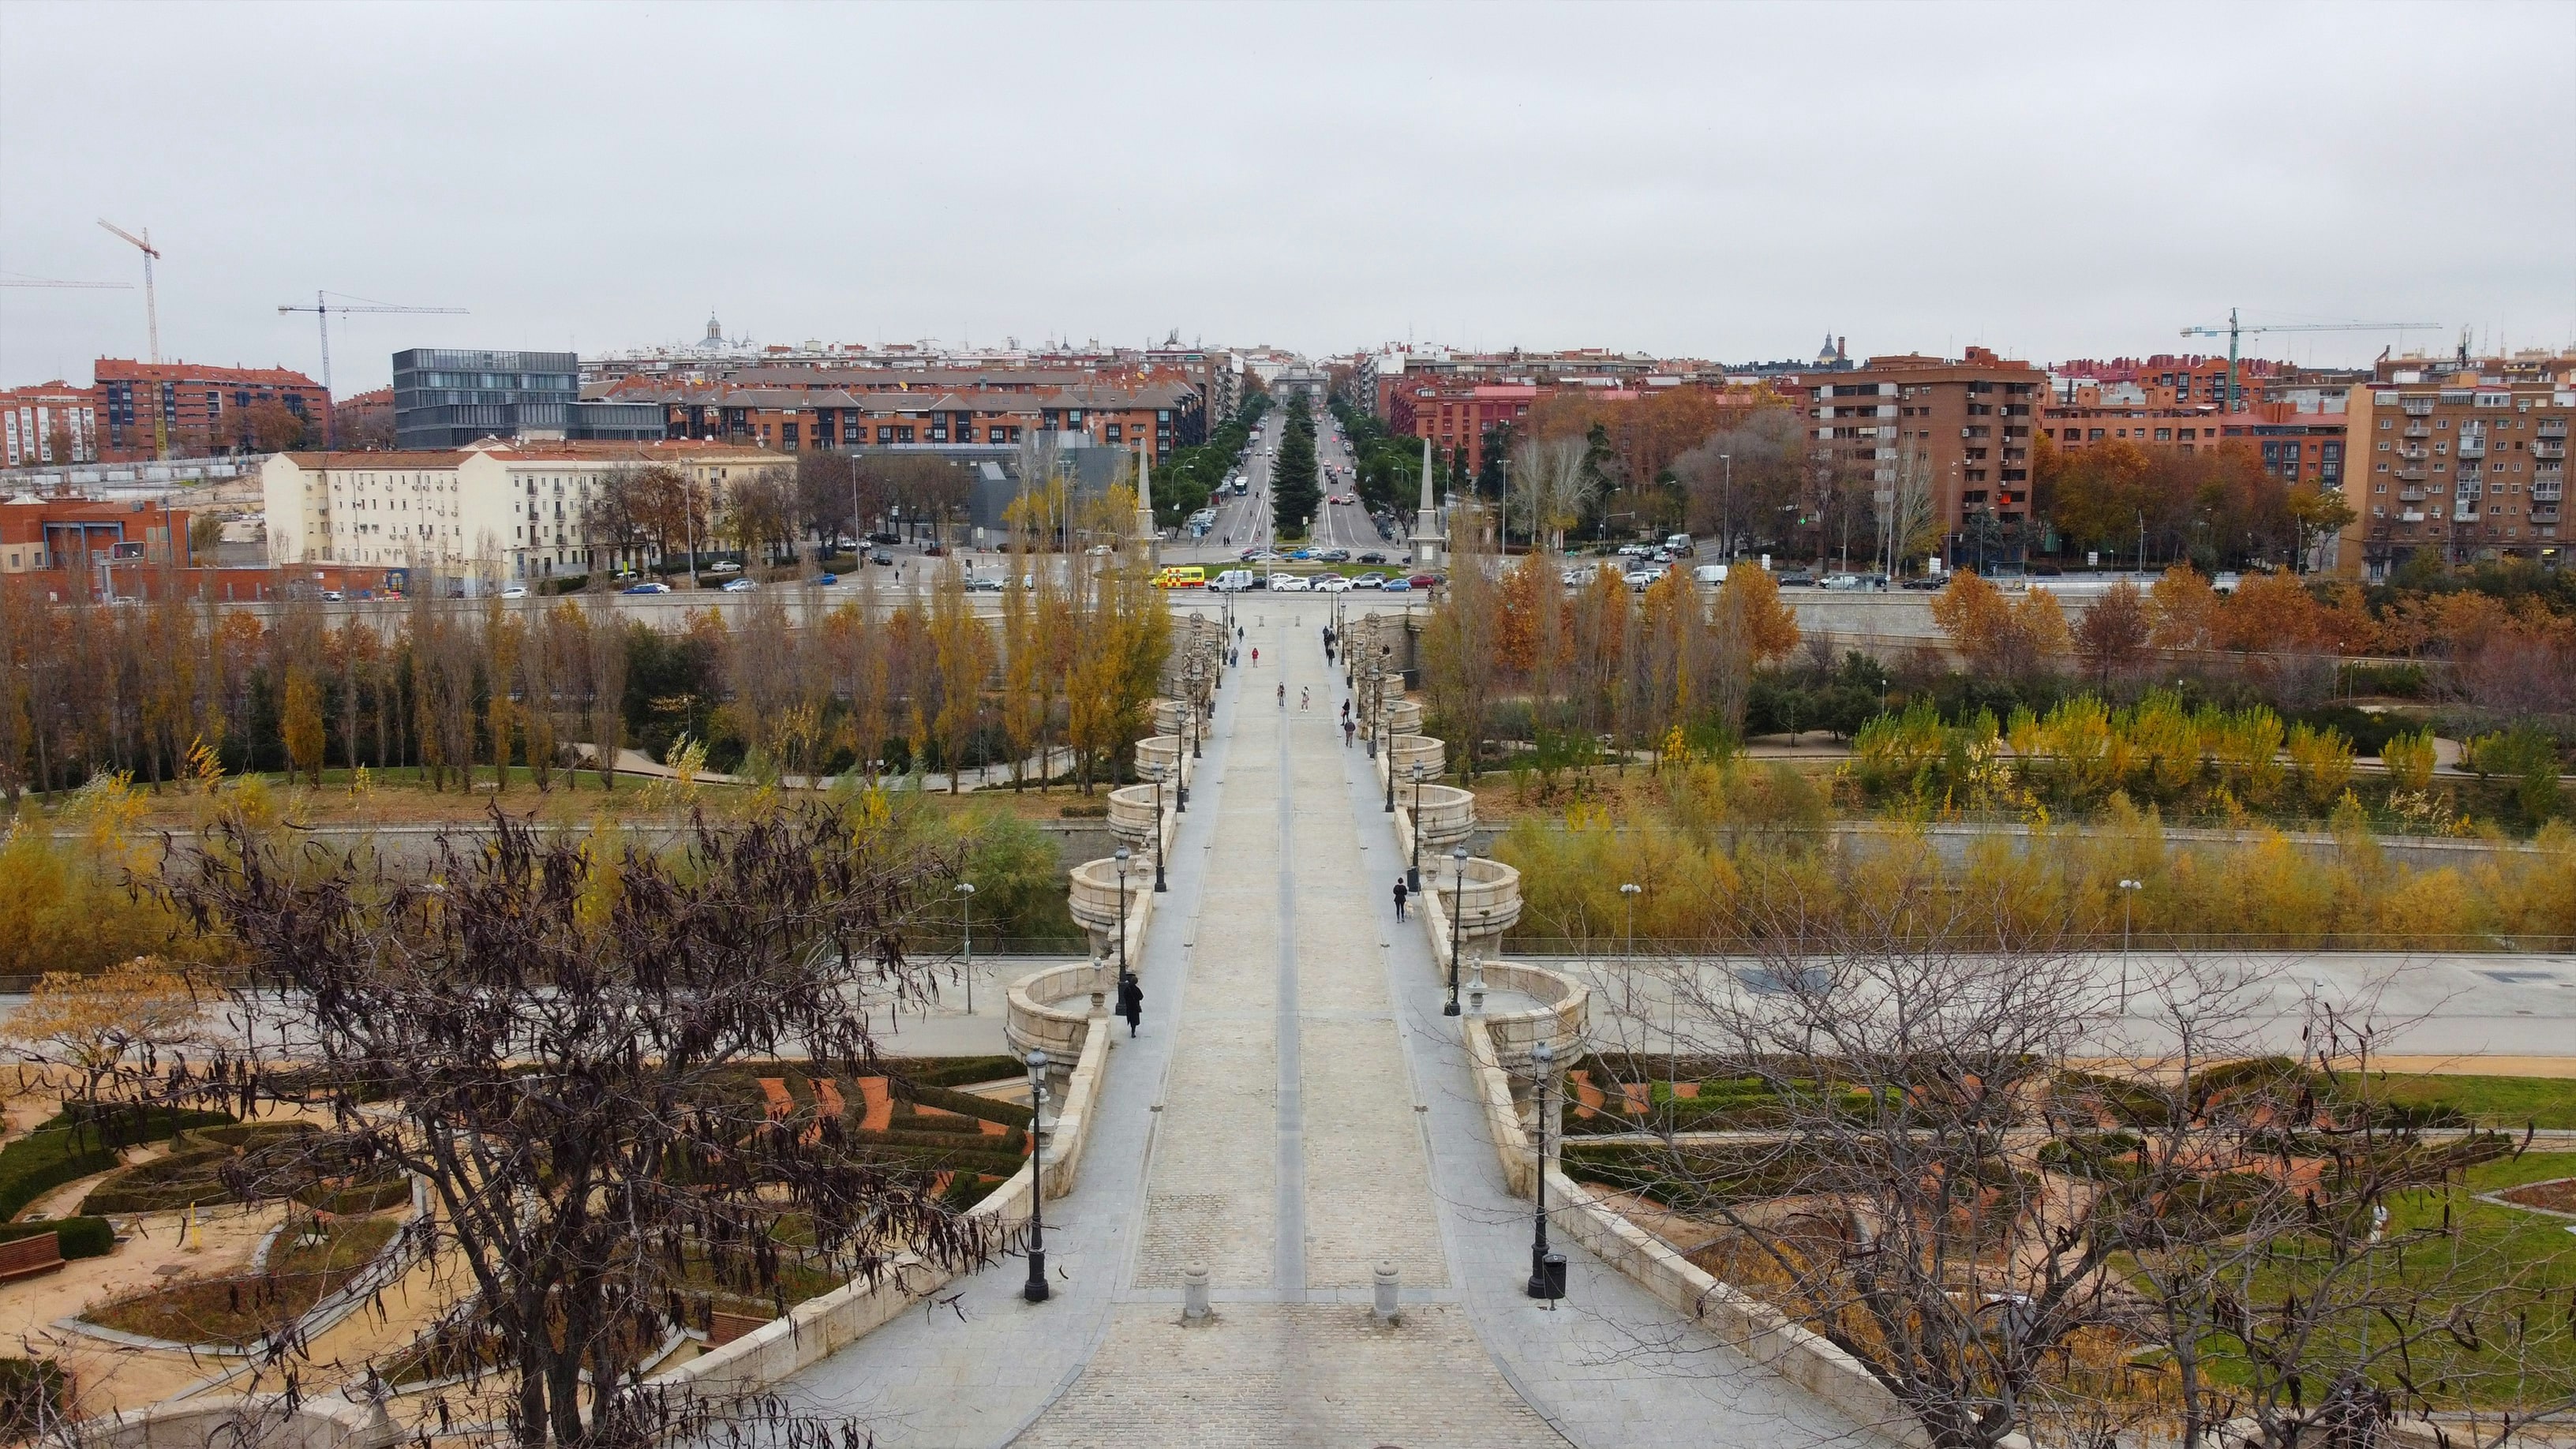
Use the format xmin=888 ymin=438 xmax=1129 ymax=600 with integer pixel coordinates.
xmin=3 ymin=2 xmax=2572 ymax=394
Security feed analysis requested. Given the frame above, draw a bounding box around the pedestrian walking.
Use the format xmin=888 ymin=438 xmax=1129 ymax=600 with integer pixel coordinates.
xmin=1343 ymin=718 xmax=1354 ymax=749
xmin=1117 ymin=975 xmax=1144 ymax=1037
xmin=1393 ymin=878 xmax=1410 ymax=920
xmin=1277 ymin=682 xmax=1286 ymax=709
xmin=1299 ymin=687 xmax=1310 ymax=710
xmin=1251 ymin=646 xmax=1259 ymax=667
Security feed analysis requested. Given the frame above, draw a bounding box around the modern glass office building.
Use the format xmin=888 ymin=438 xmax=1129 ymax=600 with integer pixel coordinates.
xmin=392 ymin=348 xmax=662 ymax=449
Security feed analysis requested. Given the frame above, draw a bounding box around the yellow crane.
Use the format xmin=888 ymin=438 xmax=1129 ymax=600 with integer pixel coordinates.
xmin=277 ymin=291 xmax=467 ymax=447
xmin=2180 ymin=308 xmax=2439 ymax=413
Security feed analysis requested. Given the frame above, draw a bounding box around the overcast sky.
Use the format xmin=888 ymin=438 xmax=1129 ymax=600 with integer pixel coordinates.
xmin=3 ymin=2 xmax=2571 ymax=395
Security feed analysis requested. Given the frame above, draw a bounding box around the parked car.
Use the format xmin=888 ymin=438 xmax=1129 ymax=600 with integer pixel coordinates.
xmin=1691 ymin=564 xmax=1728 ymax=586
xmin=500 ymin=586 xmax=528 ymax=599
xmin=1357 ymin=552 xmax=1387 ymax=564
xmin=1315 ymin=575 xmax=1351 ymax=593
xmin=703 ymin=560 xmax=741 ymax=575
xmin=1320 ymin=548 xmax=1351 ymax=562
xmin=921 ymin=544 xmax=946 ymax=557
xmin=1272 ymin=574 xmax=1313 ymax=593
xmin=721 ymin=578 xmax=759 ymax=593
xmin=811 ymin=572 xmax=840 ymax=586
xmin=1624 ymin=569 xmax=1661 ymax=590
xmin=1776 ymin=569 xmax=1817 ymax=587
xmin=1380 ymin=577 xmax=1413 ymax=592
xmin=1902 ymin=574 xmax=1946 ymax=590
xmin=622 ymin=581 xmax=672 ymax=595
xmin=867 ymin=531 xmax=900 ymax=545
xmin=965 ymin=577 xmax=1004 ymax=593
xmin=1350 ymin=572 xmax=1387 ymax=589
xmin=1406 ymin=573 xmax=1443 ymax=589
xmin=1822 ymin=573 xmax=1868 ymax=591
xmin=320 ymin=590 xmax=345 ymax=601
xmin=1288 ymin=548 xmax=1314 ymax=561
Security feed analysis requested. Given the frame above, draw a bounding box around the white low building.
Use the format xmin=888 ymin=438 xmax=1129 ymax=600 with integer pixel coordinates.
xmin=260 ymin=436 xmax=784 ymax=583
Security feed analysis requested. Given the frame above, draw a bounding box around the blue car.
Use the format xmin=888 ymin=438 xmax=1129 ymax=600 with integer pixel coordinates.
xmin=812 ymin=572 xmax=840 ymax=586
xmin=1380 ymin=577 xmax=1412 ymax=592
xmin=620 ymin=581 xmax=671 ymax=595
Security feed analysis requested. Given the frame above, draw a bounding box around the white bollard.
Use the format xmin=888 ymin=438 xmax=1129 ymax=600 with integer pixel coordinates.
xmin=1183 ymin=1263 xmax=1211 ymax=1321
xmin=1372 ymin=1261 xmax=1401 ymax=1324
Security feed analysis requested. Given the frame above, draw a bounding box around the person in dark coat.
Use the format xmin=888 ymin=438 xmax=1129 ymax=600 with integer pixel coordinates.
xmin=1117 ymin=975 xmax=1144 ymax=1036
xmin=1393 ymin=878 xmax=1410 ymax=920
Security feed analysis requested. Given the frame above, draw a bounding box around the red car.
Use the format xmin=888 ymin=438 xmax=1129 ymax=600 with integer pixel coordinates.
xmin=1406 ymin=573 xmax=1444 ymax=590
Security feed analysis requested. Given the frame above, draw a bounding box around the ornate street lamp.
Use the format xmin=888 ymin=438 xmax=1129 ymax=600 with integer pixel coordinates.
xmin=1444 ymin=844 xmax=1468 ymax=1017
xmin=1114 ymin=848 xmax=1135 ymax=986
xmin=1527 ymin=1039 xmax=1565 ymax=1301
xmin=956 ymin=880 xmax=977 ymax=1016
xmin=1407 ymin=762 xmax=1426 ymax=893
xmin=1023 ymin=1047 xmax=1051 ymax=1302
xmin=1147 ymin=766 xmax=1168 ymax=893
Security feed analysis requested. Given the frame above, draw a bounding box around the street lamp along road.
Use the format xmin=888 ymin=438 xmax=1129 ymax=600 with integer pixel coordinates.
xmin=1444 ymin=844 xmax=1469 ymax=1017
xmin=1527 ymin=1039 xmax=1566 ymax=1301
xmin=955 ymin=881 xmax=976 ymax=1016
xmin=1024 ymin=1047 xmax=1051 ymax=1303
xmin=1407 ymin=763 xmax=1426 ymax=893
xmin=2117 ymin=878 xmax=2144 ymax=1010
xmin=1146 ymin=765 xmax=1169 ymax=893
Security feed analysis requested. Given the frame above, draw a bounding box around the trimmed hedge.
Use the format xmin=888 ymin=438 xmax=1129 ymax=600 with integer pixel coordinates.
xmin=80 ymin=1145 xmax=238 ymax=1215
xmin=0 ymin=1133 xmax=121 ymax=1222
xmin=889 ymin=1079 xmax=1033 ymax=1129
xmin=0 ymin=1216 xmax=114 ymax=1259
xmin=889 ymin=1055 xmax=1028 ymax=1091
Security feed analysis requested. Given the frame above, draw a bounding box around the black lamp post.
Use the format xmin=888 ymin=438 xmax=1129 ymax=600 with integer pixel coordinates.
xmin=1188 ymin=663 xmax=1204 ymax=761
xmin=956 ymin=880 xmax=977 ymax=1016
xmin=1023 ymin=1047 xmax=1051 ymax=1302
xmin=1527 ymin=1039 xmax=1565 ymax=1300
xmin=1147 ymin=767 xmax=1168 ymax=893
xmin=1381 ymin=646 xmax=1399 ymax=814
xmin=1407 ymin=762 xmax=1425 ymax=893
xmin=1114 ymin=848 xmax=1134 ymax=988
xmin=1444 ymin=844 xmax=1468 ymax=1017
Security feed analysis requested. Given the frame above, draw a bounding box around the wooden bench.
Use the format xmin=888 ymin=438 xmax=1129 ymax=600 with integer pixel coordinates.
xmin=0 ymin=1230 xmax=64 ymax=1282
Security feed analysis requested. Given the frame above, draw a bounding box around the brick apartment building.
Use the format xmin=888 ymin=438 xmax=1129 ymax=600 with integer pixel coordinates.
xmin=92 ymin=359 xmax=331 ymax=462
xmin=1807 ymin=348 xmax=2049 ymax=560
xmin=2 ymin=382 xmax=101 ymax=467
xmin=2052 ymin=354 xmax=2286 ymax=410
xmin=1387 ymin=382 xmax=1544 ymax=474
xmin=2338 ymin=365 xmax=2571 ymax=576
xmin=2039 ymin=395 xmax=2349 ymax=490
xmin=601 ymin=376 xmax=1207 ymax=462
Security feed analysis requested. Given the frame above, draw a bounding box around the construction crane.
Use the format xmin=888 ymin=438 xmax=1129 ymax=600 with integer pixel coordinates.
xmin=277 ymin=291 xmax=467 ymax=446
xmin=0 ymin=273 xmax=132 ymax=290
xmin=96 ymin=219 xmax=163 ymax=364
xmin=2181 ymin=308 xmax=2439 ymax=413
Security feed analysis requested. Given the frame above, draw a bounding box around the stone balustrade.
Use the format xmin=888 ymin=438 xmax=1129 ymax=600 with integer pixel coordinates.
xmin=1106 ymin=784 xmax=1163 ymax=849
xmin=1383 ymin=732 xmax=1444 ymax=782
xmin=1408 ymin=782 xmax=1476 ymax=848
xmin=1067 ymin=856 xmax=1146 ymax=954
xmin=1151 ymin=698 xmax=1189 ymax=736
xmin=1005 ymin=959 xmax=1117 ymax=1060
xmin=1134 ymin=734 xmax=1189 ymax=788
xmin=1429 ymin=856 xmax=1521 ymax=939
xmin=1378 ymin=698 xmax=1423 ymax=736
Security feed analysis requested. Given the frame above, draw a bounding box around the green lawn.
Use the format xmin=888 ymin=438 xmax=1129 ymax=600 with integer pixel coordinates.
xmin=2187 ymin=1151 xmax=2576 ymax=1411
xmin=2334 ymin=1073 xmax=2576 ymax=1130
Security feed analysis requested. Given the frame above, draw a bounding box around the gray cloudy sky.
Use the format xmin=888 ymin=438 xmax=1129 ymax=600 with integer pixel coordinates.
xmin=4 ymin=1 xmax=2571 ymax=395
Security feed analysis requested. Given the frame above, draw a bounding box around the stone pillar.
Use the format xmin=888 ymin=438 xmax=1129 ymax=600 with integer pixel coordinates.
xmin=1410 ymin=434 xmax=1444 ymax=569
xmin=1133 ymin=446 xmax=1159 ymax=567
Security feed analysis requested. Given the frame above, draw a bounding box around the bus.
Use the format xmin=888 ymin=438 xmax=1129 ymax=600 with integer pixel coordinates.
xmin=1154 ymin=564 xmax=1207 ymax=590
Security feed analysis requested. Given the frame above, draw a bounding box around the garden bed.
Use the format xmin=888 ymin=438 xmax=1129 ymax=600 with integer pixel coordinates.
xmin=80 ymin=1215 xmax=402 ymax=1349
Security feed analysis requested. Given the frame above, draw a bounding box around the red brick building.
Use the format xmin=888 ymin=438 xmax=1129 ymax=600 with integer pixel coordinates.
xmin=92 ymin=359 xmax=332 ymax=462
xmin=2 ymin=382 xmax=100 ymax=467
xmin=1808 ymin=348 xmax=2050 ymax=552
xmin=1387 ymin=382 xmax=1544 ymax=474
xmin=604 ymin=375 xmax=1206 ymax=461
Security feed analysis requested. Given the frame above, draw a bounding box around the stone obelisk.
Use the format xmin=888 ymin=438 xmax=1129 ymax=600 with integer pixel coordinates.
xmin=1133 ymin=445 xmax=1160 ymax=566
xmin=1409 ymin=435 xmax=1444 ymax=568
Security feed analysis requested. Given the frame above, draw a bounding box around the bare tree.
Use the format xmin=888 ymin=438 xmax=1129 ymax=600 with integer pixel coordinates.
xmin=1676 ymin=406 xmax=1806 ymax=559
xmin=160 ymin=805 xmax=996 ymax=1449
xmin=1510 ymin=434 xmax=1593 ymax=553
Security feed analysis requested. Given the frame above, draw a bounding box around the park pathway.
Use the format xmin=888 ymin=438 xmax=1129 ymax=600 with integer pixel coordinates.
xmin=784 ymin=605 xmax=1876 ymax=1448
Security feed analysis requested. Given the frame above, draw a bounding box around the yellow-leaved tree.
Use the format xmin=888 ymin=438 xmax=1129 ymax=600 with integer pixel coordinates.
xmin=1 ymin=956 xmax=201 ymax=1125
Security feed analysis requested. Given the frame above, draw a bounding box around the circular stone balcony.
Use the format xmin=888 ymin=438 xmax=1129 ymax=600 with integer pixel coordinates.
xmin=1151 ymin=698 xmax=1187 ymax=736
xmin=1385 ymin=733 xmax=1443 ymax=780
xmin=1068 ymin=856 xmax=1146 ymax=941
xmin=1379 ymin=699 xmax=1424 ymax=736
xmin=1135 ymin=735 xmax=1185 ymax=784
xmin=1430 ymin=856 xmax=1521 ymax=940
xmin=1407 ymin=783 xmax=1476 ymax=848
xmin=1106 ymin=784 xmax=1163 ymax=848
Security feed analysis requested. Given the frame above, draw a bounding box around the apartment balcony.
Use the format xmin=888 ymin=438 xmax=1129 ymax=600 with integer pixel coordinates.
xmin=2537 ymin=421 xmax=2567 ymax=440
xmin=2533 ymin=485 xmax=2563 ymax=504
xmin=2398 ymin=488 xmax=2428 ymax=502
xmin=2398 ymin=511 xmax=2428 ymax=523
xmin=2403 ymin=424 xmax=2431 ymax=439
xmin=2452 ymin=501 xmax=2481 ymax=523
xmin=2536 ymin=440 xmax=2567 ymax=460
xmin=2396 ymin=466 xmax=2428 ymax=482
xmin=2397 ymin=445 xmax=2428 ymax=460
xmin=2457 ymin=440 xmax=2485 ymax=459
xmin=2401 ymin=399 xmax=2436 ymax=416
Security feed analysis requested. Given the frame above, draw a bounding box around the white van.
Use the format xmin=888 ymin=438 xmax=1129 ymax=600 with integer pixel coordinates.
xmin=1211 ymin=568 xmax=1255 ymax=592
xmin=1666 ymin=534 xmax=1697 ymax=556
xmin=1692 ymin=563 xmax=1728 ymax=586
